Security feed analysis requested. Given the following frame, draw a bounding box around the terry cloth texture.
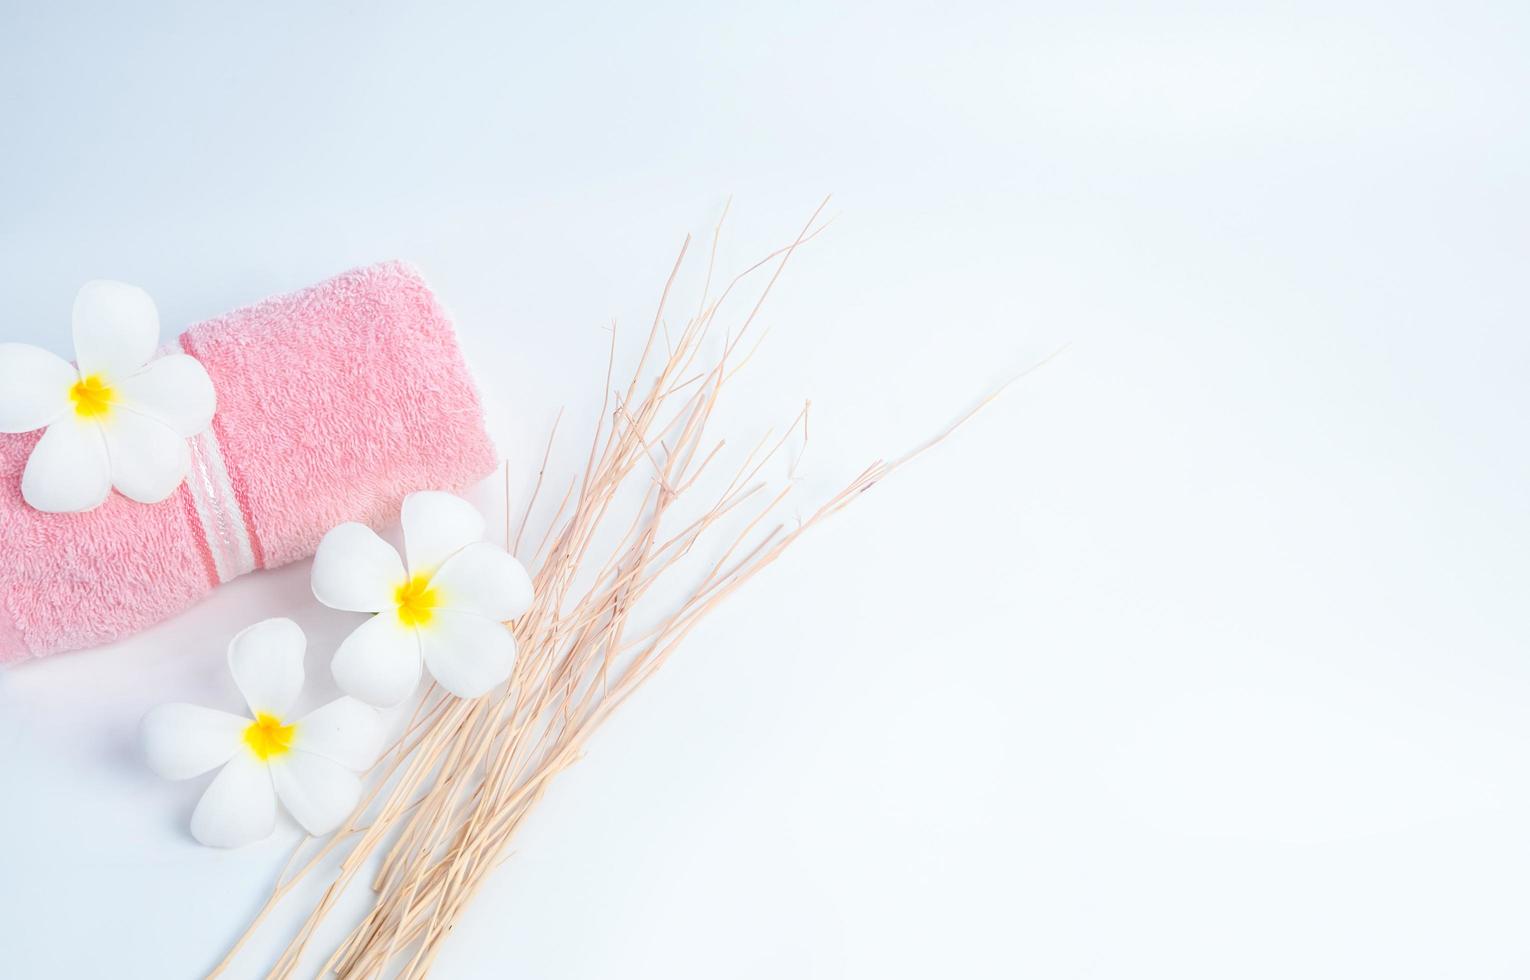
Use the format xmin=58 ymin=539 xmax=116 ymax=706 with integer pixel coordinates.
xmin=0 ymin=261 xmax=498 ymax=663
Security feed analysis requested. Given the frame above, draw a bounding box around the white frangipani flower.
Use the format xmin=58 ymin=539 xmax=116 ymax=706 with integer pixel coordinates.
xmin=311 ymin=490 xmax=534 ymax=706
xmin=141 ymin=618 xmax=384 ymax=848
xmin=0 ymin=280 xmax=216 ymax=513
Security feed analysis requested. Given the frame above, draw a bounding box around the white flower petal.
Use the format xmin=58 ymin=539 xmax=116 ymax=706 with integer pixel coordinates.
xmin=0 ymin=343 xmax=75 ymax=433
xmin=190 ymin=752 xmax=277 ymax=848
xmin=271 ymin=750 xmax=362 ymax=837
xmin=331 ymin=614 xmax=422 ymax=707
xmin=101 ymin=409 xmax=190 ymax=504
xmin=401 ymin=490 xmax=485 ymax=578
xmin=311 ymin=523 xmax=406 ymax=613
xmin=21 ymin=415 xmax=110 ymax=513
xmin=141 ymin=703 xmax=247 ymax=780
xmin=420 ymin=610 xmax=516 ymax=699
xmin=72 ymin=280 xmax=159 ymax=381
xmin=292 ymin=697 xmax=384 ymax=771
xmin=228 ymin=618 xmax=306 ymax=717
xmin=116 ymin=354 xmax=216 ymax=437
xmin=430 ymin=543 xmax=534 ymax=621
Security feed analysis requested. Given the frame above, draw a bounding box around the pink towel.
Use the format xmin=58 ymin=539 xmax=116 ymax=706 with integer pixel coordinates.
xmin=0 ymin=261 xmax=498 ymax=663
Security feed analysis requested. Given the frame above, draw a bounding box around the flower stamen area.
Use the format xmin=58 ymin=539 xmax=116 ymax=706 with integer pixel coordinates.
xmin=69 ymin=374 xmax=115 ymax=418
xmin=395 ymin=574 xmax=440 ymax=628
xmin=243 ymin=712 xmax=296 ymax=761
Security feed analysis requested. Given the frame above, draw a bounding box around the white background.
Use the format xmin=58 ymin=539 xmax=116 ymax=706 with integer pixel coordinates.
xmin=2 ymin=2 xmax=1527 ymax=977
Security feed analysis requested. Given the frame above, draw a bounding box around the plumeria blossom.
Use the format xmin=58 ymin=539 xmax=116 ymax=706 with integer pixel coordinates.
xmin=141 ymin=618 xmax=384 ymax=848
xmin=0 ymin=280 xmax=216 ymax=513
xmin=312 ymin=490 xmax=534 ymax=706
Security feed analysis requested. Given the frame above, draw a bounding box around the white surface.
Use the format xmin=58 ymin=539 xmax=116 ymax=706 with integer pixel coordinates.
xmin=2 ymin=2 xmax=1527 ymax=977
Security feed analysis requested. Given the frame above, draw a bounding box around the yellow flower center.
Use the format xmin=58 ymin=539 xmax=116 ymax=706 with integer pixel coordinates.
xmin=243 ymin=712 xmax=296 ymax=761
xmin=395 ymin=574 xmax=440 ymax=628
xmin=69 ymin=374 xmax=115 ymax=418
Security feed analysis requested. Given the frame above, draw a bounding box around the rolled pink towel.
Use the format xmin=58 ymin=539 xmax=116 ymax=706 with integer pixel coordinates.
xmin=0 ymin=261 xmax=497 ymax=663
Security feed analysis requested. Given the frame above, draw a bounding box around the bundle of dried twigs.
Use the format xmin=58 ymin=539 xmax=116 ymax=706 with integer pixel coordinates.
xmin=211 ymin=200 xmax=1023 ymax=978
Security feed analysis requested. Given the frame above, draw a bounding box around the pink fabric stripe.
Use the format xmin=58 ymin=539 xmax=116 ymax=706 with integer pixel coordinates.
xmin=185 ymin=431 xmax=254 ymax=581
xmin=179 ymin=483 xmax=220 ymax=590
xmin=181 ymin=332 xmax=267 ymax=569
